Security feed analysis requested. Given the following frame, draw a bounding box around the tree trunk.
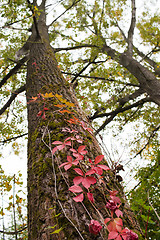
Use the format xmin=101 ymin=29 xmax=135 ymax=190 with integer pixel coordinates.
xmin=26 ymin=2 xmax=143 ymax=239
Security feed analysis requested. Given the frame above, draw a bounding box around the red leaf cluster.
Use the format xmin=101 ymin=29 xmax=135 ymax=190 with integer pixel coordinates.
xmin=89 ymin=220 xmax=102 ymax=235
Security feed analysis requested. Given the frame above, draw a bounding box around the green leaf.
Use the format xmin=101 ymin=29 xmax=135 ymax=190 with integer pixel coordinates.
xmin=51 ymin=227 xmax=63 ymax=234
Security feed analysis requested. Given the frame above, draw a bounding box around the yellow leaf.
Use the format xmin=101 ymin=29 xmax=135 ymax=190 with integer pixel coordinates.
xmin=0 ymin=209 xmax=5 ymax=216
xmin=54 ymin=104 xmax=66 ymax=108
xmin=9 ymin=195 xmax=13 ymax=200
xmin=65 ymin=102 xmax=75 ymax=107
xmin=55 ymin=94 xmax=63 ymax=99
xmin=41 ymin=92 xmax=54 ymax=98
xmin=51 ymin=227 xmax=63 ymax=234
xmin=59 ymin=110 xmax=72 ymax=114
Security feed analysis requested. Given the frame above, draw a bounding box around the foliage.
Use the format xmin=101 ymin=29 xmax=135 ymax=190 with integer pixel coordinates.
xmin=0 ymin=165 xmax=27 ymax=239
xmin=53 ymin=0 xmax=160 ymax=155
xmin=129 ymin=149 xmax=160 ymax=239
xmin=0 ymin=0 xmax=160 ymax=239
xmin=35 ymin=91 xmax=139 ymax=239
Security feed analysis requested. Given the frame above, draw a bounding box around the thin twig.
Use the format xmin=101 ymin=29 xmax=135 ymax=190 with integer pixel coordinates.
xmin=148 ymin=190 xmax=160 ymax=221
xmin=42 ymin=126 xmax=85 ymax=240
xmin=48 ymin=0 xmax=81 ymax=26
xmin=13 ymin=175 xmax=18 ymax=240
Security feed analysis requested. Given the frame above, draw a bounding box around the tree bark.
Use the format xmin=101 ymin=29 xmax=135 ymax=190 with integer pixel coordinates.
xmin=102 ymin=44 xmax=160 ymax=106
xmin=26 ymin=2 xmax=143 ymax=239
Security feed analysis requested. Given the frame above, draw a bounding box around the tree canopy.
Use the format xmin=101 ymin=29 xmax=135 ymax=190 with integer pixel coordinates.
xmin=0 ymin=0 xmax=159 ymax=239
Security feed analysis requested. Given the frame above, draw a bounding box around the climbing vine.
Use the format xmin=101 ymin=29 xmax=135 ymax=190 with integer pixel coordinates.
xmin=28 ymin=71 xmax=139 ymax=239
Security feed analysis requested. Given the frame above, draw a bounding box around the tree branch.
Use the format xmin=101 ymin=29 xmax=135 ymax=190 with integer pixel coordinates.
xmin=148 ymin=190 xmax=160 ymax=221
xmin=48 ymin=0 xmax=81 ymax=27
xmin=94 ymin=97 xmax=152 ymax=134
xmin=54 ymin=44 xmax=98 ymax=52
xmin=61 ymin=71 xmax=139 ymax=87
xmin=127 ymin=0 xmax=136 ymax=55
xmin=2 ymin=15 xmax=32 ymax=29
xmin=133 ymin=125 xmax=160 ymax=157
xmin=115 ymin=20 xmax=160 ymax=76
xmin=0 ymin=56 xmax=28 ymax=88
xmin=71 ymin=57 xmax=97 ymax=83
xmin=101 ymin=43 xmax=160 ymax=105
xmin=91 ymin=88 xmax=146 ymax=120
xmin=0 ymin=85 xmax=26 ymax=116
xmin=0 ymin=226 xmax=27 ymax=235
xmin=26 ymin=0 xmax=40 ymax=38
xmin=0 ymin=133 xmax=28 ymax=145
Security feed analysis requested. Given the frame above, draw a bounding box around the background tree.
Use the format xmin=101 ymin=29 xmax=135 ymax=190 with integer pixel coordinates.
xmin=0 ymin=165 xmax=27 ymax=239
xmin=0 ymin=0 xmax=159 ymax=239
xmin=129 ymin=149 xmax=160 ymax=239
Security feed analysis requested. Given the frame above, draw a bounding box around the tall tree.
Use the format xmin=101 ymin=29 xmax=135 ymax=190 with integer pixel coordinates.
xmin=0 ymin=0 xmax=159 ymax=239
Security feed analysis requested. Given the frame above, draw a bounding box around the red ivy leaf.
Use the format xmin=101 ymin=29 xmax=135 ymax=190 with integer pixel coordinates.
xmin=52 ymin=141 xmax=63 ymax=145
xmin=87 ymin=192 xmax=94 ymax=203
xmin=42 ymin=112 xmax=46 ymax=119
xmin=94 ymin=155 xmax=104 ymax=164
xmin=114 ymin=218 xmax=123 ymax=226
xmin=104 ymin=218 xmax=111 ymax=224
xmin=57 ymin=145 xmax=65 ymax=150
xmin=73 ymin=193 xmax=84 ymax=202
xmin=97 ymin=165 xmax=110 ymax=171
xmin=74 ymin=168 xmax=83 ymax=176
xmin=69 ymin=185 xmax=83 ymax=193
xmin=115 ymin=209 xmax=123 ymax=218
xmin=64 ymin=163 xmax=72 ymax=171
xmin=37 ymin=110 xmax=43 ymax=116
xmin=82 ymin=176 xmax=96 ymax=189
xmin=64 ymin=141 xmax=71 ymax=146
xmin=69 ymin=148 xmax=77 ymax=153
xmin=52 ymin=147 xmax=58 ymax=155
xmin=43 ymin=107 xmax=49 ymax=111
xmin=110 ymin=195 xmax=121 ymax=204
xmin=108 ymin=231 xmax=119 ymax=239
xmin=78 ymin=145 xmax=87 ymax=155
xmin=67 ymin=156 xmax=72 ymax=162
xmin=85 ymin=169 xmax=95 ymax=176
xmin=73 ymin=176 xmax=83 ymax=185
xmin=64 ymin=137 xmax=71 ymax=142
xmin=92 ymin=166 xmax=103 ymax=175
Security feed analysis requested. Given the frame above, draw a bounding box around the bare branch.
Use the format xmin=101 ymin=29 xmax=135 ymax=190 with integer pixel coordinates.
xmin=125 ymin=124 xmax=160 ymax=166
xmin=118 ymin=88 xmax=145 ymax=105
xmin=127 ymin=0 xmax=136 ymax=55
xmin=148 ymin=190 xmax=160 ymax=221
xmin=70 ymin=56 xmax=99 ymax=84
xmin=1 ymin=15 xmax=32 ymax=29
xmin=91 ymin=88 xmax=146 ymax=120
xmin=54 ymin=44 xmax=98 ymax=52
xmin=94 ymin=97 xmax=152 ymax=134
xmin=133 ymin=125 xmax=160 ymax=157
xmin=0 ymin=56 xmax=28 ymax=88
xmin=61 ymin=71 xmax=139 ymax=87
xmin=0 ymin=133 xmax=28 ymax=145
xmin=48 ymin=0 xmax=81 ymax=27
xmin=0 ymin=85 xmax=26 ymax=116
xmin=53 ymin=30 xmax=78 ymax=43
xmin=0 ymin=226 xmax=27 ymax=235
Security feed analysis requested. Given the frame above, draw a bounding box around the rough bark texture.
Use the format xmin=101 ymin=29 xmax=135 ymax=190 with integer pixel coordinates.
xmin=26 ymin=2 xmax=144 ymax=239
xmin=102 ymin=44 xmax=160 ymax=106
